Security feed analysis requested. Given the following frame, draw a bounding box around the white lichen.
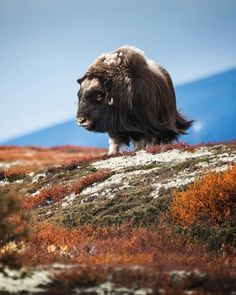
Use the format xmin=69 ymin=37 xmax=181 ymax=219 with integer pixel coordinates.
xmin=61 ymin=192 xmax=77 ymax=208
xmin=80 ymin=168 xmax=159 ymax=199
xmin=0 ymin=267 xmax=51 ymax=293
xmin=169 ymin=269 xmax=207 ymax=285
xmin=0 ymin=180 xmax=10 ymax=187
xmin=75 ymin=281 xmax=153 ymax=294
xmin=149 ymin=171 xmax=197 ymax=198
xmin=31 ymin=190 xmax=41 ymax=197
xmin=15 ymin=179 xmax=24 ymax=184
xmin=31 ymin=173 xmax=46 ymax=183
xmin=93 ymin=148 xmax=212 ymax=171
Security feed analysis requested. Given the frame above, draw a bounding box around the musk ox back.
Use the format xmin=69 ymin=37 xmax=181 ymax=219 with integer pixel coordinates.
xmin=76 ymin=46 xmax=193 ymax=154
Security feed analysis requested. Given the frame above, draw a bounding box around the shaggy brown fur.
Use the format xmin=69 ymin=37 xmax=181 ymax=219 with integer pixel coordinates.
xmin=76 ymin=46 xmax=193 ymax=154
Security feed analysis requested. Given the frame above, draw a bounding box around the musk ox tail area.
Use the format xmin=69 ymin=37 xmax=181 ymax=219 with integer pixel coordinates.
xmin=176 ymin=112 xmax=194 ymax=135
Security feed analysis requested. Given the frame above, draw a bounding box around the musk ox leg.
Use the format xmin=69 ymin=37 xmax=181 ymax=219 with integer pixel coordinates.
xmin=132 ymin=138 xmax=146 ymax=151
xmin=108 ymin=137 xmax=122 ymax=155
xmin=132 ymin=136 xmax=161 ymax=151
xmin=130 ymin=133 xmax=146 ymax=151
xmin=108 ymin=133 xmax=130 ymax=155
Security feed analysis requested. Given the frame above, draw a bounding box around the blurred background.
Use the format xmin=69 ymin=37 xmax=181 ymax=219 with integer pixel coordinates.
xmin=1 ymin=0 xmax=236 ymax=148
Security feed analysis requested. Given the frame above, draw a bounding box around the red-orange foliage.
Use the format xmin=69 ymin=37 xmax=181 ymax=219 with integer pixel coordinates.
xmin=0 ymin=146 xmax=106 ymax=170
xmin=3 ymin=166 xmax=29 ymax=181
xmin=71 ymin=170 xmax=109 ymax=193
xmin=15 ymin=222 xmax=236 ymax=276
xmin=23 ymin=184 xmax=70 ymax=210
xmin=23 ymin=170 xmax=109 ymax=210
xmin=169 ymin=165 xmax=236 ymax=227
xmin=146 ymin=141 xmax=236 ymax=154
xmin=146 ymin=142 xmax=194 ymax=154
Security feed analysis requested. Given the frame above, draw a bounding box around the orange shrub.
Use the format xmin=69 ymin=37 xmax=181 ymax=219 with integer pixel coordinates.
xmin=23 ymin=184 xmax=70 ymax=210
xmin=169 ymin=165 xmax=236 ymax=227
xmin=18 ymin=222 xmax=179 ymax=266
xmin=71 ymin=170 xmax=109 ymax=194
xmin=4 ymin=166 xmax=29 ymax=181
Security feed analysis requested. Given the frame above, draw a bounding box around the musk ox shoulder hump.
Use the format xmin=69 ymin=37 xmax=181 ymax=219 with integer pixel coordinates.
xmin=114 ymin=45 xmax=168 ymax=84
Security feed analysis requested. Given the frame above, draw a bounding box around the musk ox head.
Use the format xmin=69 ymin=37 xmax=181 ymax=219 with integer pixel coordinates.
xmin=76 ymin=77 xmax=116 ymax=133
xmin=76 ymin=46 xmax=193 ymax=154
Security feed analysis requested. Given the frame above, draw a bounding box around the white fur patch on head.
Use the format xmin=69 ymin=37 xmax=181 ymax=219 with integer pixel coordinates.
xmin=103 ymin=52 xmax=119 ymax=65
xmin=94 ymin=51 xmax=124 ymax=67
xmin=81 ymin=78 xmax=101 ymax=92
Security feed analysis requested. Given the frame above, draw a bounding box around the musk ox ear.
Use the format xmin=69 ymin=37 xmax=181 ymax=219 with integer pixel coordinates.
xmin=107 ymin=96 xmax=114 ymax=106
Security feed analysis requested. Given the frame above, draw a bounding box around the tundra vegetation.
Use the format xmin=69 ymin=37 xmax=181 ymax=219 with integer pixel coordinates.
xmin=0 ymin=143 xmax=235 ymax=294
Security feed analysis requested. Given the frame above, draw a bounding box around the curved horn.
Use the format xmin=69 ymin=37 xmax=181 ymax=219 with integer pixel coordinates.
xmin=108 ymin=97 xmax=114 ymax=106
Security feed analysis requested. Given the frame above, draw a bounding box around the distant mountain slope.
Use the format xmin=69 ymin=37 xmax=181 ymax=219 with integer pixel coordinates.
xmin=1 ymin=120 xmax=108 ymax=148
xmin=2 ymin=68 xmax=236 ymax=147
xmin=176 ymin=68 xmax=236 ymax=144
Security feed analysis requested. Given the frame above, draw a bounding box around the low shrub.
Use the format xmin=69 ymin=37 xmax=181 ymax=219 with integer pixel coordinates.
xmin=0 ymin=188 xmax=29 ymax=265
xmin=175 ymin=223 xmax=236 ymax=250
xmin=3 ymin=166 xmax=28 ymax=182
xmin=169 ymin=166 xmax=236 ymax=227
xmin=23 ymin=170 xmax=110 ymax=210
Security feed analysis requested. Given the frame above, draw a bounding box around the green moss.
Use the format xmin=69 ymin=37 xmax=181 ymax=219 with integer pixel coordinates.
xmin=126 ymin=162 xmax=160 ymax=172
xmin=175 ymin=223 xmax=236 ymax=250
xmin=196 ymin=156 xmax=211 ymax=164
xmin=57 ymin=188 xmax=171 ymax=228
xmin=173 ymin=159 xmax=197 ymax=172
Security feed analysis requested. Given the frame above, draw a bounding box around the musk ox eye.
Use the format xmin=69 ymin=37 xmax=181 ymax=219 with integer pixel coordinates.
xmin=96 ymin=94 xmax=103 ymax=101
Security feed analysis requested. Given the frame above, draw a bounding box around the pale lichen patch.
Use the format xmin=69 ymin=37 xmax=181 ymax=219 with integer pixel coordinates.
xmin=0 ymin=180 xmax=10 ymax=186
xmin=80 ymin=168 xmax=160 ymax=202
xmin=93 ymin=148 xmax=212 ymax=171
xmin=61 ymin=192 xmax=77 ymax=208
xmin=0 ymin=267 xmax=51 ymax=293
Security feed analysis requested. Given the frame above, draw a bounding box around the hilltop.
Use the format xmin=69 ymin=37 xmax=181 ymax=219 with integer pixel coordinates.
xmin=0 ymin=142 xmax=236 ymax=294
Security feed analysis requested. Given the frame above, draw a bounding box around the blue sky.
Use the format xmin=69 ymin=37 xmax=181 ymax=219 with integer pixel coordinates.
xmin=1 ymin=0 xmax=236 ymax=142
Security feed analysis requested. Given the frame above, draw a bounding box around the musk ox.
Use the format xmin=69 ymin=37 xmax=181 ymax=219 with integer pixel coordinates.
xmin=76 ymin=46 xmax=193 ymax=154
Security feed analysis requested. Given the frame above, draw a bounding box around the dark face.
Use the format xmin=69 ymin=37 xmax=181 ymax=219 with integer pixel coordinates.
xmin=76 ymin=77 xmax=114 ymax=132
